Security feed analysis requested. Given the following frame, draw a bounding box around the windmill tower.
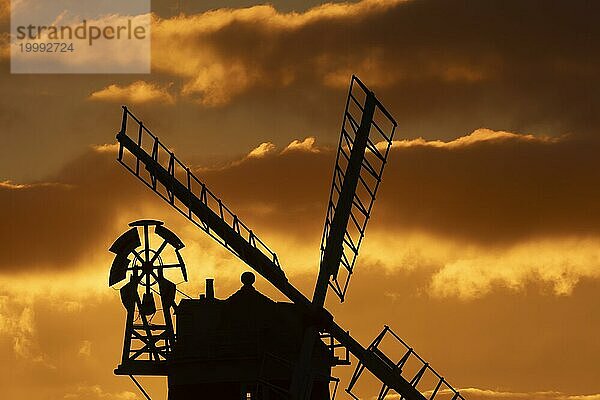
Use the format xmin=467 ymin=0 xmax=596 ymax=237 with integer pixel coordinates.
xmin=109 ymin=76 xmax=466 ymax=400
xmin=109 ymin=219 xmax=187 ymax=376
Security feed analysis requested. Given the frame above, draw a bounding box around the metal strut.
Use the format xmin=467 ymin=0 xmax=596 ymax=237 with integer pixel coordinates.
xmin=129 ymin=375 xmax=152 ymax=400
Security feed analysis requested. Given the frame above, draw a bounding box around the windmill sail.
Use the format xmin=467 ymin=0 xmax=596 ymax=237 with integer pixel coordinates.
xmin=317 ymin=75 xmax=397 ymax=303
xmin=293 ymin=76 xmax=398 ymax=399
xmin=346 ymin=326 xmax=464 ymax=400
xmin=115 ymin=107 xmax=305 ymax=302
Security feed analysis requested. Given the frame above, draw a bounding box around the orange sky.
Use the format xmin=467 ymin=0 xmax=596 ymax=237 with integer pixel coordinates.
xmin=1 ymin=1 xmax=599 ymax=399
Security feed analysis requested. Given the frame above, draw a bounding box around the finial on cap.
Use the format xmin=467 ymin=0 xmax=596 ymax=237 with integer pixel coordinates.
xmin=241 ymin=271 xmax=255 ymax=286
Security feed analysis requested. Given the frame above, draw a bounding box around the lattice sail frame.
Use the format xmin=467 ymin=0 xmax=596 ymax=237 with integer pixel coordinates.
xmin=321 ymin=76 xmax=397 ymax=301
xmin=116 ymin=107 xmax=283 ymax=277
xmin=347 ymin=326 xmax=465 ymax=400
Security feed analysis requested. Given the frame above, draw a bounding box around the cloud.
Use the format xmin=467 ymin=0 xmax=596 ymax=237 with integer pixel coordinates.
xmin=91 ymin=143 xmax=120 ymax=153
xmin=63 ymin=385 xmax=138 ymax=400
xmin=144 ymin=0 xmax=600 ymax=142
xmin=350 ymin=231 xmax=600 ymax=300
xmin=378 ymin=134 xmax=600 ymax=246
xmin=245 ymin=137 xmax=321 ymax=161
xmin=282 ymin=136 xmax=321 ymax=153
xmin=0 ymin=296 xmax=52 ymax=366
xmin=386 ymin=128 xmax=561 ymax=149
xmin=3 ymin=127 xmax=600 ymax=300
xmin=0 ymin=146 xmax=150 ymax=271
xmin=0 ymin=179 xmax=70 ymax=189
xmin=0 ymin=282 xmax=168 ymax=399
xmin=200 ymin=128 xmax=600 ymax=245
xmin=428 ymin=237 xmax=600 ymax=299
xmin=246 ymin=141 xmax=277 ymax=158
xmin=179 ymin=62 xmax=256 ymax=107
xmin=89 ymin=81 xmax=175 ymax=105
xmin=0 ymin=0 xmax=8 ymax=21
xmin=197 ymin=128 xmax=600 ymax=298
xmin=63 ymin=386 xmax=137 ymax=400
xmin=3 ymin=0 xmax=599 ymax=188
xmin=149 ymin=0 xmax=411 ymax=106
xmin=0 ymin=32 xmax=9 ymax=60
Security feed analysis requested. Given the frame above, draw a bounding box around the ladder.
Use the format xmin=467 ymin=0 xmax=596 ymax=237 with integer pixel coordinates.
xmin=347 ymin=326 xmax=464 ymax=400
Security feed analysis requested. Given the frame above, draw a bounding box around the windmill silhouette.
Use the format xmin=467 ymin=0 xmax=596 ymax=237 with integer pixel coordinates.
xmin=109 ymin=76 xmax=465 ymax=400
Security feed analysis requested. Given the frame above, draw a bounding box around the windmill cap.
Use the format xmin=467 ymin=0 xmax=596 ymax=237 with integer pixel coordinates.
xmin=241 ymin=271 xmax=255 ymax=286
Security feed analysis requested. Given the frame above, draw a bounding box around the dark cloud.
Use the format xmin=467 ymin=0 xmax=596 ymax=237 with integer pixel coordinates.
xmin=201 ymin=131 xmax=600 ymax=246
xmin=153 ymin=0 xmax=600 ymax=138
xmin=0 ymin=148 xmax=152 ymax=271
xmin=3 ymin=0 xmax=599 ymax=183
xmin=381 ymin=135 xmax=600 ymax=244
xmin=3 ymin=128 xmax=600 ymax=272
xmin=150 ymin=0 xmax=351 ymax=17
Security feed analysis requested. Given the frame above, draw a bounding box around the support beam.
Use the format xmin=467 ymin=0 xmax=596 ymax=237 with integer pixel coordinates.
xmin=129 ymin=375 xmax=152 ymax=400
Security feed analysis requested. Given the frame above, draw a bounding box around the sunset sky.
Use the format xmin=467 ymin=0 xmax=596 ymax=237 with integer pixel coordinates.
xmin=1 ymin=0 xmax=599 ymax=399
